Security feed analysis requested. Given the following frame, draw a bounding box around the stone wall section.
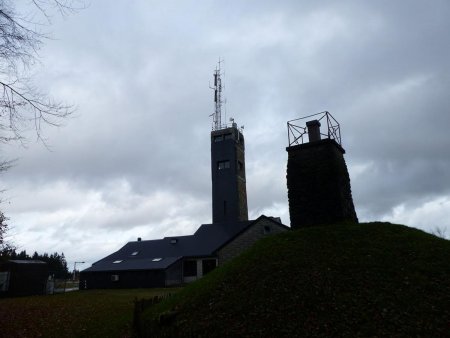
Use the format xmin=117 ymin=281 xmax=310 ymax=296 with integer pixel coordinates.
xmin=236 ymin=145 xmax=248 ymax=221
xmin=165 ymin=260 xmax=182 ymax=286
xmin=286 ymin=138 xmax=358 ymax=228
xmin=217 ymin=218 xmax=288 ymax=264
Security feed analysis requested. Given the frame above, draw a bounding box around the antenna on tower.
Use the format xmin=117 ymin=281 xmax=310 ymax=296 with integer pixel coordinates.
xmin=210 ymin=58 xmax=224 ymax=130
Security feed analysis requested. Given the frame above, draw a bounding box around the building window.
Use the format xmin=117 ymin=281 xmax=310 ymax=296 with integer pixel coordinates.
xmin=183 ymin=260 xmax=197 ymax=277
xmin=131 ymin=251 xmax=139 ymax=256
xmin=152 ymin=258 xmax=162 ymax=262
xmin=214 ymin=135 xmax=223 ymax=142
xmin=170 ymin=238 xmax=178 ymax=244
xmin=263 ymin=225 xmax=271 ymax=234
xmin=224 ymin=133 xmax=233 ymax=140
xmin=218 ymin=160 xmax=230 ymax=170
xmin=113 ymin=260 xmax=123 ymax=264
xmin=111 ymin=275 xmax=119 ymax=282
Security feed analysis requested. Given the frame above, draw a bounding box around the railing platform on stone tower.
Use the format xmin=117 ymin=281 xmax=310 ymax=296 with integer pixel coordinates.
xmin=287 ymin=111 xmax=341 ymax=146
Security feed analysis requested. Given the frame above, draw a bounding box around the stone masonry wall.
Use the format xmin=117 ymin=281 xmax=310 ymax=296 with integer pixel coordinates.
xmin=217 ymin=218 xmax=288 ymax=265
xmin=236 ymin=144 xmax=248 ymax=221
xmin=286 ymin=139 xmax=358 ymax=228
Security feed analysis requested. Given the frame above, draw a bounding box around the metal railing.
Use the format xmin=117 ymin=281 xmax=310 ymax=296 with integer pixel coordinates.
xmin=287 ymin=111 xmax=341 ymax=146
xmin=47 ymin=279 xmax=80 ymax=294
xmin=211 ymin=121 xmax=244 ymax=134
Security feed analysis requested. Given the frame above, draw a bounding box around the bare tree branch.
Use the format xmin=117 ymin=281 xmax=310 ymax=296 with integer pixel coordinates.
xmin=432 ymin=226 xmax=448 ymax=240
xmin=0 ymin=0 xmax=84 ymax=251
xmin=0 ymin=0 xmax=80 ymax=144
xmin=0 ymin=209 xmax=9 ymax=250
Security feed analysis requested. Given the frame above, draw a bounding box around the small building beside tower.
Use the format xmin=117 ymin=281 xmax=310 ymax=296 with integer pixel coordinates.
xmin=0 ymin=260 xmax=49 ymax=297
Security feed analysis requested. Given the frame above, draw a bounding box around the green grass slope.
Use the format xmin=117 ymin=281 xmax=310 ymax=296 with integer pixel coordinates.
xmin=141 ymin=222 xmax=450 ymax=337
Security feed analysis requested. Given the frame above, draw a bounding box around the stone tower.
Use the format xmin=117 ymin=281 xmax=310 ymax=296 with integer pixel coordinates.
xmin=286 ymin=113 xmax=358 ymax=228
xmin=211 ymin=124 xmax=248 ymax=223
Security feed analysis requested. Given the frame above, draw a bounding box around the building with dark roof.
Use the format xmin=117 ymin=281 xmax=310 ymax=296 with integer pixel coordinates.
xmin=0 ymin=260 xmax=49 ymax=297
xmin=80 ymin=64 xmax=288 ymax=289
xmin=81 ymin=216 xmax=288 ymax=289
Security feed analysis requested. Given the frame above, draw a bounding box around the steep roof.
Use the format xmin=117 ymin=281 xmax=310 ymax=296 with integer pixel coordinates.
xmin=83 ymin=220 xmax=253 ymax=272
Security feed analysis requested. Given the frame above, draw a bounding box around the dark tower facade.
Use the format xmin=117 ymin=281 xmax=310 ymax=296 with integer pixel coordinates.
xmin=286 ymin=112 xmax=358 ymax=228
xmin=210 ymin=61 xmax=248 ymax=224
xmin=211 ymin=124 xmax=248 ymax=223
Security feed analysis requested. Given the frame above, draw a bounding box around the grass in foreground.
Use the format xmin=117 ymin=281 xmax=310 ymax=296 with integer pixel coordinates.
xmin=0 ymin=288 xmax=178 ymax=337
xmin=141 ymin=222 xmax=450 ymax=337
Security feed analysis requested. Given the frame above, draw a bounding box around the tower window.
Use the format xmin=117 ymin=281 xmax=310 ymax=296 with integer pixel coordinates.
xmin=218 ymin=160 xmax=230 ymax=170
xmin=238 ymin=161 xmax=243 ymax=171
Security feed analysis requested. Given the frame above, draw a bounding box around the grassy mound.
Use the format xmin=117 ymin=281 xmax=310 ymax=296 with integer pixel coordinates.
xmin=140 ymin=222 xmax=450 ymax=337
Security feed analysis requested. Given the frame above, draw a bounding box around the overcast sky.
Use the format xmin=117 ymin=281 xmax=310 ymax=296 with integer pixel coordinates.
xmin=2 ymin=0 xmax=450 ymax=270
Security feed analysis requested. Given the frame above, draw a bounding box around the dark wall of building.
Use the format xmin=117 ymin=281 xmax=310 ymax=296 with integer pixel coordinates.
xmin=80 ymin=269 xmax=166 ymax=289
xmin=165 ymin=260 xmax=183 ymax=286
xmin=217 ymin=218 xmax=288 ymax=264
xmin=0 ymin=261 xmax=48 ymax=297
xmin=211 ymin=125 xmax=248 ymax=223
xmin=286 ymin=139 xmax=358 ymax=228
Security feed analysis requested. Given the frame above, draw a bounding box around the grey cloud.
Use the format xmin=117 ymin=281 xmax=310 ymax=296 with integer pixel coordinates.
xmin=2 ymin=0 xmax=450 ymax=265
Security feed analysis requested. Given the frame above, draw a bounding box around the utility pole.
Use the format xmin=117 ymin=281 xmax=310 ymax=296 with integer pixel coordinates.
xmin=73 ymin=261 xmax=85 ymax=281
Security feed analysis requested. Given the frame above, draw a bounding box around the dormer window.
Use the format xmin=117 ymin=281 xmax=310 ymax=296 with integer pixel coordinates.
xmin=113 ymin=260 xmax=123 ymax=264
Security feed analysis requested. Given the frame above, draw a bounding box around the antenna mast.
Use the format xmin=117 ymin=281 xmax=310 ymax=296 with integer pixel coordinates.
xmin=211 ymin=59 xmax=224 ymax=130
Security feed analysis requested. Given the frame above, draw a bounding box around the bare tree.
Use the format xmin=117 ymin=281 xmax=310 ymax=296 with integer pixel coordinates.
xmin=0 ymin=0 xmax=84 ymax=253
xmin=0 ymin=210 xmax=12 ymax=259
xmin=0 ymin=210 xmax=6 ymax=244
xmin=0 ymin=0 xmax=84 ymax=144
xmin=432 ymin=226 xmax=448 ymax=240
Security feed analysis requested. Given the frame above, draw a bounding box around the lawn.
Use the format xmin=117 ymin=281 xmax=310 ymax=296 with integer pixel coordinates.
xmin=0 ymin=288 xmax=178 ymax=337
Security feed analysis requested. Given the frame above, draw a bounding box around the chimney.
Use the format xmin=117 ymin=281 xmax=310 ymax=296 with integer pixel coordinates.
xmin=306 ymin=120 xmax=321 ymax=142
